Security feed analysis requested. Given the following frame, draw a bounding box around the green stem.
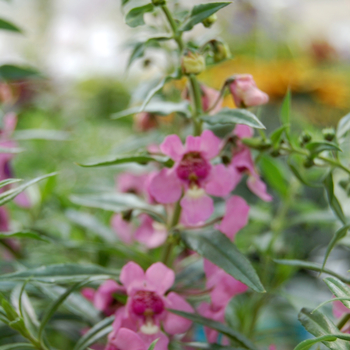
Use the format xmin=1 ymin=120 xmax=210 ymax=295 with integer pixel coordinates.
xmin=206 ymin=81 xmax=227 ymax=113
xmin=161 ymin=5 xmax=184 ymax=51
xmin=337 ymin=313 xmax=350 ymax=331
xmin=189 ymin=74 xmax=203 ymax=136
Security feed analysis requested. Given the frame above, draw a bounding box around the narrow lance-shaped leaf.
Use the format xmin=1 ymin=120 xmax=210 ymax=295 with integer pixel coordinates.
xmin=306 ymin=141 xmax=342 ymax=158
xmin=125 ymin=3 xmax=154 ymax=27
xmin=0 ymin=64 xmax=40 ymax=81
xmin=323 ymin=172 xmax=347 ymax=225
xmin=324 ymin=277 xmax=350 ymax=309
xmin=280 ymin=89 xmax=292 ymax=142
xmin=337 ymin=112 xmax=350 ymax=141
xmin=201 ymin=108 xmax=265 ymax=129
xmin=294 ymin=335 xmax=337 ymax=350
xmin=181 ymin=230 xmax=265 ymax=293
xmin=287 ymin=158 xmax=321 ymax=188
xmin=168 ymin=310 xmax=258 ymax=350
xmin=180 ymin=2 xmax=231 ymax=31
xmin=270 ymin=125 xmax=288 ymax=148
xmin=148 ymin=339 xmax=159 ymax=350
xmin=0 ymin=179 xmax=22 ymax=189
xmin=0 ymin=18 xmax=22 ymax=33
xmin=321 ymin=224 xmax=350 ymax=271
xmin=0 ymin=231 xmax=50 ymax=243
xmin=0 ymin=344 xmax=35 ymax=350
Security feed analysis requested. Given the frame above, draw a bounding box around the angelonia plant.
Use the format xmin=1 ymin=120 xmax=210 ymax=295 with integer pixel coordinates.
xmin=2 ymin=1 xmax=350 ymax=350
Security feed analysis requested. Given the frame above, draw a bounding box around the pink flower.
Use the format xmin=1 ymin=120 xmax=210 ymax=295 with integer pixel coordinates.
xmin=333 ymin=299 xmax=350 ymax=319
xmin=111 ymin=214 xmax=167 ymax=249
xmin=149 ymin=130 xmax=237 ymax=225
xmin=200 ymin=85 xmax=223 ymax=114
xmin=117 ymin=173 xmax=149 ymax=198
xmin=110 ymin=262 xmax=193 ymax=343
xmin=228 ymin=74 xmax=269 ymax=108
xmin=106 ymin=328 xmax=169 ymax=350
xmin=231 ymin=125 xmax=272 ymax=202
xmin=198 ymin=260 xmax=248 ymax=343
xmin=82 ymin=280 xmax=126 ymax=316
xmin=0 ymin=207 xmax=9 ymax=232
xmin=218 ymin=196 xmax=250 ymax=240
xmin=134 ymin=112 xmax=158 ymax=132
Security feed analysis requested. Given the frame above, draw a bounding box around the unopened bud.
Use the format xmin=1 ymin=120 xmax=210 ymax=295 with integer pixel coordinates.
xmin=322 ymin=127 xmax=335 ymax=142
xmin=270 ymin=149 xmax=280 ymax=157
xmin=210 ymin=40 xmax=231 ymax=62
xmin=202 ymin=14 xmax=217 ymax=28
xmin=303 ymin=158 xmax=314 ymax=168
xmin=181 ymin=52 xmax=206 ymax=75
xmin=241 ymin=137 xmax=272 ymax=150
xmin=151 ymin=0 xmax=166 ymax=6
xmin=299 ymin=131 xmax=312 ymax=145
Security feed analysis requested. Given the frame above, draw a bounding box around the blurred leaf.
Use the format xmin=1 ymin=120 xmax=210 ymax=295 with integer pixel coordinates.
xmin=13 ymin=129 xmax=70 ymax=141
xmin=323 ymin=172 xmax=347 ymax=224
xmin=201 ymin=108 xmax=265 ymax=129
xmin=182 ymin=343 xmax=237 ymax=350
xmin=180 ymin=2 xmax=231 ymax=31
xmin=0 ymin=173 xmax=57 ymax=207
xmin=270 ymin=125 xmax=288 ymax=148
xmin=66 ymin=209 xmax=117 ymax=243
xmin=0 ymin=65 xmax=40 ymax=81
xmin=274 ymin=259 xmax=350 ymax=283
xmin=0 ymin=18 xmax=22 ymax=33
xmin=280 ymin=90 xmax=291 ymax=142
xmin=128 ymin=35 xmax=171 ymax=67
xmin=73 ymin=316 xmax=114 ymax=350
xmin=168 ymin=310 xmax=257 ymax=350
xmin=324 ymin=277 xmax=350 ymax=309
xmin=0 ymin=344 xmax=35 ymax=349
xmin=70 ymin=193 xmax=165 ymax=222
xmin=125 ymin=3 xmax=154 ymax=27
xmin=0 ymin=231 xmax=50 ymax=243
xmin=140 ymin=70 xmax=181 ymax=111
xmin=322 ymin=225 xmax=350 ymax=270
xmin=306 ymin=141 xmax=342 ymax=158
xmin=298 ymin=308 xmax=350 ymax=350
xmin=0 ymin=178 xmax=22 ymax=189
xmin=0 ymin=264 xmax=119 ymax=283
xmin=294 ymin=336 xmax=337 ymax=350
xmin=260 ymin=156 xmax=288 ymax=198
xmin=0 ymin=147 xmax=23 ymax=153
xmin=112 ymin=100 xmax=191 ymax=119
xmin=148 ymin=339 xmax=159 ymax=350
xmin=181 ymin=230 xmax=265 ymax=293
xmin=77 ymin=154 xmax=173 ymax=168
xmin=337 ymin=112 xmax=350 ymax=141
xmin=287 ymin=158 xmax=321 ymax=188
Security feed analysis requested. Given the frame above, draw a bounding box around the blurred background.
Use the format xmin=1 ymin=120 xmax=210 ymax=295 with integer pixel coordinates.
xmin=0 ymin=0 xmax=350 ymax=348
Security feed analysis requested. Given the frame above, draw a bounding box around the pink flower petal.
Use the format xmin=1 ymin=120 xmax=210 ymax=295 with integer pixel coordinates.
xmin=94 ymin=280 xmax=122 ymax=312
xmin=199 ymin=130 xmax=222 ymax=159
xmin=138 ymin=332 xmax=169 ymax=350
xmin=231 ymin=147 xmax=256 ymax=176
xmin=247 ymin=176 xmax=273 ymax=202
xmin=160 ymin=134 xmax=184 ymax=161
xmin=111 ymin=328 xmax=147 ymax=350
xmin=145 ymin=262 xmax=175 ymax=295
xmin=333 ymin=299 xmax=350 ymax=318
xmin=219 ymin=195 xmax=250 ymax=240
xmin=111 ymin=214 xmax=134 ymax=244
xmin=14 ymin=192 xmax=31 ymax=208
xmin=149 ymin=169 xmax=182 ymax=204
xmin=134 ymin=215 xmax=167 ymax=249
xmin=163 ymin=292 xmax=194 ymax=335
xmin=81 ymin=287 xmax=95 ymax=302
xmin=184 ymin=135 xmax=201 ymax=153
xmin=234 ymin=124 xmax=254 ymax=139
xmin=0 ymin=207 xmax=9 ymax=231
xmin=197 ymin=302 xmax=222 ymax=343
xmin=180 ymin=190 xmax=214 ymax=225
xmin=120 ymin=262 xmax=145 ymax=291
xmin=205 ymin=164 xmax=238 ymax=197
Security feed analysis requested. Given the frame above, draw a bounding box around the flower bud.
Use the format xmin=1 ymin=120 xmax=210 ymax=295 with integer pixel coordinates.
xmin=151 ymin=0 xmax=166 ymax=6
xmin=303 ymin=158 xmax=314 ymax=168
xmin=300 ymin=131 xmax=312 ymax=144
xmin=134 ymin=112 xmax=157 ymax=132
xmin=202 ymin=14 xmax=217 ymax=28
xmin=322 ymin=127 xmax=335 ymax=142
xmin=228 ymin=74 xmax=269 ymax=108
xmin=209 ymin=40 xmax=231 ymax=63
xmin=181 ymin=52 xmax=206 ymax=75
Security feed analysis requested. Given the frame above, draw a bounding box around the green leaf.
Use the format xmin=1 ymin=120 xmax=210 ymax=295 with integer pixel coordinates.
xmin=0 ymin=264 xmax=119 ymax=283
xmin=70 ymin=192 xmax=164 ymax=222
xmin=168 ymin=310 xmax=257 ymax=350
xmin=322 ymin=225 xmax=350 ymax=270
xmin=324 ymin=277 xmax=350 ymax=309
xmin=38 ymin=279 xmax=92 ymax=342
xmin=337 ymin=112 xmax=350 ymax=141
xmin=306 ymin=141 xmax=342 ymax=158
xmin=112 ymin=100 xmax=191 ymax=119
xmin=201 ymin=108 xmax=265 ymax=129
xmin=182 ymin=343 xmax=237 ymax=350
xmin=294 ymin=335 xmax=337 ymax=350
xmin=0 ymin=178 xmax=22 ymax=189
xmin=148 ymin=339 xmax=159 ymax=350
xmin=125 ymin=3 xmax=154 ymax=27
xmin=274 ymin=259 xmax=350 ymax=284
xmin=298 ymin=308 xmax=350 ymax=350
xmin=73 ymin=316 xmax=114 ymax=350
xmin=180 ymin=2 xmax=231 ymax=31
xmin=0 ymin=65 xmax=40 ymax=81
xmin=0 ymin=344 xmax=35 ymax=350
xmin=77 ymin=154 xmax=173 ymax=168
xmin=280 ymin=89 xmax=291 ymax=125
xmin=0 ymin=147 xmax=23 ymax=154
xmin=323 ymin=172 xmax=347 ymax=224
xmin=0 ymin=18 xmax=22 ymax=33
xmin=0 ymin=173 xmax=57 ymax=207
xmin=287 ymin=158 xmax=321 ymax=188
xmin=259 ymin=156 xmax=288 ymax=198
xmin=270 ymin=125 xmax=288 ymax=148
xmin=0 ymin=231 xmax=50 ymax=243
xmin=181 ymin=230 xmax=265 ymax=293
xmin=313 ymin=297 xmax=350 ymax=314
xmin=13 ymin=129 xmax=70 ymax=141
